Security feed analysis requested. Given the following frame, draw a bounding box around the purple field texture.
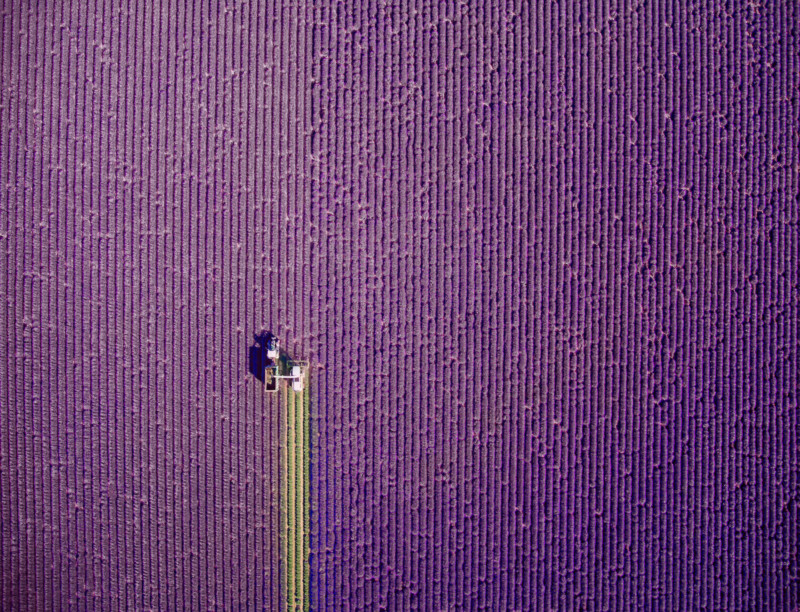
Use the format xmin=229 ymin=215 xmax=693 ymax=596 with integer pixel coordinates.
xmin=2 ymin=0 xmax=800 ymax=610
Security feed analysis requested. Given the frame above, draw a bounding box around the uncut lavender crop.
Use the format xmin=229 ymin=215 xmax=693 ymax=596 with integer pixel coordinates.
xmin=2 ymin=1 xmax=799 ymax=610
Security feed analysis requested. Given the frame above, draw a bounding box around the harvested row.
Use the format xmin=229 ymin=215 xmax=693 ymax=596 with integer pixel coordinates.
xmin=280 ymin=375 xmax=310 ymax=611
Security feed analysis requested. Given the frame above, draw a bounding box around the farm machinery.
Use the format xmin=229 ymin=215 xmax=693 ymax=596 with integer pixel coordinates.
xmin=263 ymin=336 xmax=307 ymax=393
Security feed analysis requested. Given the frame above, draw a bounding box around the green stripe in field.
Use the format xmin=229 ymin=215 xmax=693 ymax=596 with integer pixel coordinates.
xmin=282 ymin=373 xmax=310 ymax=611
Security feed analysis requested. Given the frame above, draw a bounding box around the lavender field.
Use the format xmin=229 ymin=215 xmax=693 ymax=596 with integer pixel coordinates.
xmin=2 ymin=0 xmax=799 ymax=610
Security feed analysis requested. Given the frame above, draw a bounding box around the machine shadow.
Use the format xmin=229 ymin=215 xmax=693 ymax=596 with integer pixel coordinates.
xmin=249 ymin=331 xmax=277 ymax=383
